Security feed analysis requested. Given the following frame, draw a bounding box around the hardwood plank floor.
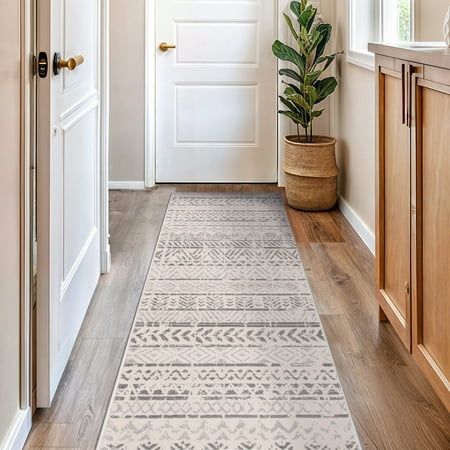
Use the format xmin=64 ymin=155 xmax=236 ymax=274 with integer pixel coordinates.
xmin=25 ymin=185 xmax=450 ymax=449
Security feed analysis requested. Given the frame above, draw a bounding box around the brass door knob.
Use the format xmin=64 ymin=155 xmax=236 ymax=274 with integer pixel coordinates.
xmin=53 ymin=53 xmax=85 ymax=75
xmin=61 ymin=55 xmax=84 ymax=70
xmin=160 ymin=42 xmax=176 ymax=52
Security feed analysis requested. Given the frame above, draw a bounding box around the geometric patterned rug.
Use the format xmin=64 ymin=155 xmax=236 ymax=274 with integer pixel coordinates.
xmin=97 ymin=193 xmax=361 ymax=450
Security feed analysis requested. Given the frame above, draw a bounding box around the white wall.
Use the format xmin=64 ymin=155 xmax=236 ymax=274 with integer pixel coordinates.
xmin=416 ymin=0 xmax=450 ymax=41
xmin=110 ymin=0 xmax=146 ymax=183
xmin=0 ymin=0 xmax=22 ymax=445
xmin=333 ymin=2 xmax=376 ymax=240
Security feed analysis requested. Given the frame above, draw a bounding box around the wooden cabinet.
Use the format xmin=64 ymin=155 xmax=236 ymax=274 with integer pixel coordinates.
xmin=372 ymin=47 xmax=450 ymax=411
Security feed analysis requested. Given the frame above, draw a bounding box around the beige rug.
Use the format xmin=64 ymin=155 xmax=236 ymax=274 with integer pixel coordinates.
xmin=98 ymin=193 xmax=361 ymax=449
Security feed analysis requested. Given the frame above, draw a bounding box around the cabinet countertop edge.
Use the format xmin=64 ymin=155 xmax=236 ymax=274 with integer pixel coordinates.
xmin=368 ymin=43 xmax=450 ymax=70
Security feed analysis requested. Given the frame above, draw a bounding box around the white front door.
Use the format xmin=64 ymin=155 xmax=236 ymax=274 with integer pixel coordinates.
xmin=156 ymin=0 xmax=278 ymax=183
xmin=36 ymin=0 xmax=102 ymax=406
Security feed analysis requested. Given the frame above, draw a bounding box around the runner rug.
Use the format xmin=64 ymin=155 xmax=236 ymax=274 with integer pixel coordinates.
xmin=98 ymin=193 xmax=360 ymax=450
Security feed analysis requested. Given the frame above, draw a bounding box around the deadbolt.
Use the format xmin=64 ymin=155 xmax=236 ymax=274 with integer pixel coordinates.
xmin=38 ymin=52 xmax=49 ymax=78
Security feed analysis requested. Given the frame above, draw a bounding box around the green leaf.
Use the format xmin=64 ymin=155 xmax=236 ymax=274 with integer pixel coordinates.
xmin=283 ymin=13 xmax=298 ymax=41
xmin=307 ymin=30 xmax=324 ymax=53
xmin=282 ymin=81 xmax=301 ymax=95
xmin=300 ymin=26 xmax=309 ymax=43
xmin=278 ymin=110 xmax=302 ymax=126
xmin=316 ymin=51 xmax=344 ymax=70
xmin=312 ymin=109 xmax=325 ymax=118
xmin=304 ymin=70 xmax=323 ymax=85
xmin=280 ymin=96 xmax=296 ymax=111
xmin=279 ymin=68 xmax=302 ymax=83
xmin=284 ymin=86 xmax=298 ymax=97
xmin=314 ymin=23 xmax=332 ymax=62
xmin=290 ymin=1 xmax=302 ymax=19
xmin=272 ymin=40 xmax=306 ymax=70
xmin=299 ymin=7 xmax=317 ymax=32
xmin=305 ymin=85 xmax=318 ymax=104
xmin=314 ymin=76 xmax=338 ymax=103
xmin=287 ymin=93 xmax=312 ymax=113
xmin=279 ymin=96 xmax=305 ymax=122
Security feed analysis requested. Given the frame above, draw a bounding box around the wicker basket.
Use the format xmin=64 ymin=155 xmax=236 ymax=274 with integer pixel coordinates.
xmin=283 ymin=135 xmax=339 ymax=211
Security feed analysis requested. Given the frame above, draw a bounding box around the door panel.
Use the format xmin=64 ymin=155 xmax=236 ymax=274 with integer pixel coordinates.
xmin=37 ymin=0 xmax=101 ymax=406
xmin=176 ymin=85 xmax=257 ymax=144
xmin=378 ymin=70 xmax=411 ymax=348
xmin=156 ymin=0 xmax=277 ymax=183
xmin=60 ymin=0 xmax=98 ymax=108
xmin=420 ymin=86 xmax=450 ymax=381
xmin=176 ymin=22 xmax=258 ymax=64
xmin=62 ymin=107 xmax=98 ymax=279
xmin=384 ymin=74 xmax=410 ymax=320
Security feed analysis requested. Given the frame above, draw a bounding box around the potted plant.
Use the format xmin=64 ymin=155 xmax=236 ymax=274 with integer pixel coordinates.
xmin=273 ymin=0 xmax=342 ymax=211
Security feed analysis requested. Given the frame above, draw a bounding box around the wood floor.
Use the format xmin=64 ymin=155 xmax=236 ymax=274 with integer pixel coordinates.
xmin=25 ymin=185 xmax=450 ymax=449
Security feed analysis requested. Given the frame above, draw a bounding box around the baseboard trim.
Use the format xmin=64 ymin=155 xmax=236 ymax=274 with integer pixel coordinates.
xmin=101 ymin=245 xmax=112 ymax=274
xmin=338 ymin=195 xmax=375 ymax=255
xmin=109 ymin=181 xmax=146 ymax=190
xmin=1 ymin=408 xmax=32 ymax=450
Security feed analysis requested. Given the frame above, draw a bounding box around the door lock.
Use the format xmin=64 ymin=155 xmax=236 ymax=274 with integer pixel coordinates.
xmin=38 ymin=52 xmax=49 ymax=78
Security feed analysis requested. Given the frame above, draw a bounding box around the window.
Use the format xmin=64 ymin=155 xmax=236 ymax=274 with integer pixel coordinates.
xmin=348 ymin=0 xmax=413 ymax=70
xmin=382 ymin=0 xmax=412 ymax=42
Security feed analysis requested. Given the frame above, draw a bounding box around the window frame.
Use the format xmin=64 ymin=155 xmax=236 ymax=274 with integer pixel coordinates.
xmin=347 ymin=0 xmax=414 ymax=71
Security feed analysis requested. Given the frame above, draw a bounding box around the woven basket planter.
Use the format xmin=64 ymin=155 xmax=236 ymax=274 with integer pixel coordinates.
xmin=283 ymin=135 xmax=339 ymax=211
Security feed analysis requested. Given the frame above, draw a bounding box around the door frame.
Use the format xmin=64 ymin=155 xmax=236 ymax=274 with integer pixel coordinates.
xmin=19 ymin=0 xmax=34 ymax=427
xmin=144 ymin=0 xmax=293 ymax=188
xmin=32 ymin=0 xmax=110 ymax=408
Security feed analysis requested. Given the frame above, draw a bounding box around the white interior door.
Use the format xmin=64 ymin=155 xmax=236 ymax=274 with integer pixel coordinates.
xmin=156 ymin=0 xmax=278 ymax=183
xmin=37 ymin=0 xmax=102 ymax=406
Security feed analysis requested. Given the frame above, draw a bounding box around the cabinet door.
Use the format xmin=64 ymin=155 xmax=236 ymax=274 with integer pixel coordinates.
xmin=413 ymin=74 xmax=450 ymax=410
xmin=376 ymin=66 xmax=411 ymax=349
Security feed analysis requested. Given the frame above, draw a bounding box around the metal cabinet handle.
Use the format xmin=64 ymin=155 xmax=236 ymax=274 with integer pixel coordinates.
xmin=401 ymin=64 xmax=406 ymax=125
xmin=407 ymin=64 xmax=419 ymax=128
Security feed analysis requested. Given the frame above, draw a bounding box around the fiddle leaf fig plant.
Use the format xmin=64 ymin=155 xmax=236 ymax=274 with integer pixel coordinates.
xmin=273 ymin=0 xmax=342 ymax=143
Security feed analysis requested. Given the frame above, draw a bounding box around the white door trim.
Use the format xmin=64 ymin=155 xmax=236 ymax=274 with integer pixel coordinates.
xmin=100 ymin=0 xmax=111 ymax=273
xmin=145 ymin=0 xmax=296 ymax=187
xmin=145 ymin=0 xmax=156 ymax=188
xmin=20 ymin=0 xmax=34 ymax=415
